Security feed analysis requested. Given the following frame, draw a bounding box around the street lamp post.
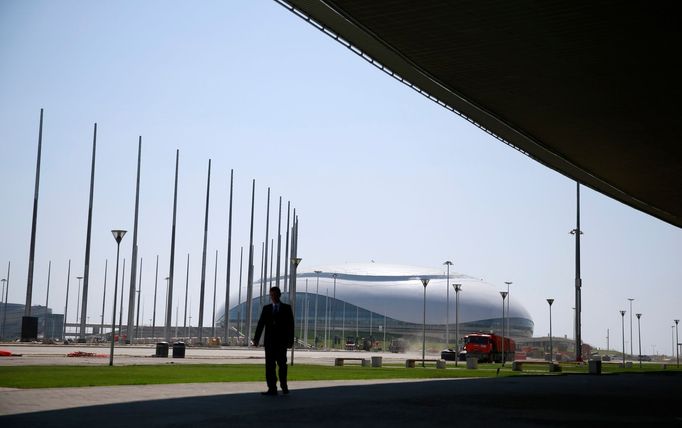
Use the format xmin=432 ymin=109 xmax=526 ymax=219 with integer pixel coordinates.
xmin=164 ymin=277 xmax=170 ymax=339
xmin=118 ymin=259 xmax=126 ymax=344
xmin=44 ymin=261 xmax=51 ymax=340
xmin=628 ymin=298 xmax=634 ymax=357
xmin=342 ymin=301 xmax=345 ymax=346
xmin=383 ymin=309 xmax=386 ymax=350
xmin=356 ymin=305 xmax=359 ymax=338
xmin=2 ymin=262 xmax=8 ymax=340
xmin=675 ymin=320 xmax=679 ymax=368
xmin=636 ymin=314 xmax=642 ymax=369
xmin=504 ymin=281 xmax=512 ymax=340
xmin=443 ymin=261 xmax=453 ymax=348
xmin=0 ymin=278 xmax=6 ymax=339
xmin=100 ymin=260 xmax=107 ymax=337
xmin=75 ymin=276 xmax=83 ymax=334
xmin=324 ymin=288 xmax=329 ymax=349
xmin=453 ymin=283 xmax=461 ymax=367
xmin=672 ymin=325 xmax=676 ymax=359
xmin=188 ymin=297 xmax=192 ymax=342
xmin=62 ymin=261 xmax=71 ymax=340
xmin=211 ymin=250 xmax=218 ymax=339
xmin=547 ymin=299 xmax=554 ymax=364
xmin=314 ymin=270 xmax=321 ymax=348
xmin=290 ymin=256 xmax=302 ymax=365
xmin=570 ymin=182 xmax=584 ymax=362
xmin=109 ymin=230 xmax=127 ymax=366
xmin=421 ymin=278 xmax=429 ymax=367
xmin=1 ymin=262 xmax=9 ymax=340
xmin=303 ymin=278 xmax=308 ymax=345
xmin=0 ymin=279 xmax=5 ymax=332
xmin=620 ymin=310 xmax=626 ymax=367
xmin=500 ymin=291 xmax=508 ymax=366
xmin=184 ymin=253 xmax=189 ymax=340
xmin=332 ymin=273 xmax=337 ymax=348
xmin=152 ymin=255 xmax=158 ymax=340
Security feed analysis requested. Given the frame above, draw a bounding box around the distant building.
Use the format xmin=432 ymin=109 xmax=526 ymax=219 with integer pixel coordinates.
xmin=218 ymin=263 xmax=534 ymax=345
xmin=0 ymin=303 xmax=64 ymax=341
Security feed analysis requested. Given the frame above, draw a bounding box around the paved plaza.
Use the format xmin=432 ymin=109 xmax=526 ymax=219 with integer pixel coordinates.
xmin=0 ymin=343 xmax=423 ymax=366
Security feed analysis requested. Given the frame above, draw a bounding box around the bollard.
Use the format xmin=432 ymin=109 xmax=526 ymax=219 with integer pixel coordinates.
xmin=466 ymin=356 xmax=478 ymax=369
xmin=371 ymin=356 xmax=383 ymax=368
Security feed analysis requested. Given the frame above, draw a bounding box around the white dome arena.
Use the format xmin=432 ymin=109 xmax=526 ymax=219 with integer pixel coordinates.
xmin=220 ymin=262 xmax=534 ymax=340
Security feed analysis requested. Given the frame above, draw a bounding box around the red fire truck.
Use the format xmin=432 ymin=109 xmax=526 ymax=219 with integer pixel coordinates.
xmin=458 ymin=332 xmax=515 ymax=363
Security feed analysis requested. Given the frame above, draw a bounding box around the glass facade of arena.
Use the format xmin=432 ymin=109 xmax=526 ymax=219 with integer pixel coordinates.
xmin=220 ymin=292 xmax=534 ymax=344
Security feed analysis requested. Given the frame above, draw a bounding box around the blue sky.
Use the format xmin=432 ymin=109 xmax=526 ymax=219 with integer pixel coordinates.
xmin=1 ymin=1 xmax=680 ymax=355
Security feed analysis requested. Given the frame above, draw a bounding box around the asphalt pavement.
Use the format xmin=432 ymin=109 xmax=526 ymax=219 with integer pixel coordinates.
xmin=2 ymin=372 xmax=681 ymax=427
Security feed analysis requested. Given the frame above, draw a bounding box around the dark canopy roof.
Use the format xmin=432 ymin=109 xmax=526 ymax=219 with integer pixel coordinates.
xmin=283 ymin=0 xmax=682 ymax=227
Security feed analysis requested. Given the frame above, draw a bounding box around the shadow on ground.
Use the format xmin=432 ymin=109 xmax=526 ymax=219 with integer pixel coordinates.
xmin=2 ymin=372 xmax=681 ymax=427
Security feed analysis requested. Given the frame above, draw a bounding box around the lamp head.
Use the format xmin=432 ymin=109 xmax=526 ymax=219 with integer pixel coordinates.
xmin=546 ymin=298 xmax=554 ymax=306
xmin=636 ymin=313 xmax=641 ymax=319
xmin=314 ymin=270 xmax=322 ymax=274
xmin=111 ymin=229 xmax=127 ymax=243
xmin=620 ymin=310 xmax=626 ymax=316
xmin=505 ymin=281 xmax=512 ymax=286
xmin=443 ymin=261 xmax=453 ymax=266
xmin=675 ymin=319 xmax=679 ymax=325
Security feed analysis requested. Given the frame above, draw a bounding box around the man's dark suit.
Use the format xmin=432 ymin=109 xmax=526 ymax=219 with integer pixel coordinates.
xmin=253 ymin=302 xmax=295 ymax=392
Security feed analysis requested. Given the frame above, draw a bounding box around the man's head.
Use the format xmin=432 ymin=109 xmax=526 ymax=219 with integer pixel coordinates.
xmin=269 ymin=286 xmax=282 ymax=304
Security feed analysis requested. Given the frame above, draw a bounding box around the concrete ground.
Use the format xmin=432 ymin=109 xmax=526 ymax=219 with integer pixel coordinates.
xmin=0 ymin=343 xmax=426 ymax=366
xmin=1 ymin=344 xmax=681 ymax=426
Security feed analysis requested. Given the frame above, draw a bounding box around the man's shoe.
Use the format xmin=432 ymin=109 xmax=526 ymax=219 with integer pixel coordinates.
xmin=261 ymin=390 xmax=277 ymax=396
xmin=281 ymin=387 xmax=290 ymax=395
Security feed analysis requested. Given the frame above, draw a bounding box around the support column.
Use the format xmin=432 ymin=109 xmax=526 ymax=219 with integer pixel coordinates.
xmin=22 ymin=109 xmax=44 ymax=341
xmin=165 ymin=150 xmax=179 ymax=342
xmin=126 ymin=137 xmax=142 ymax=343
xmin=198 ymin=159 xmax=211 ymax=344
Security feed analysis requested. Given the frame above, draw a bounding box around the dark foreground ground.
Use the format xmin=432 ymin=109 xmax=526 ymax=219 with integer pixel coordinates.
xmin=2 ymin=372 xmax=681 ymax=427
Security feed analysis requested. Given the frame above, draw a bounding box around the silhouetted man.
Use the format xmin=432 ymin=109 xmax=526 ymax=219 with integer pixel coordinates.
xmin=252 ymin=286 xmax=294 ymax=395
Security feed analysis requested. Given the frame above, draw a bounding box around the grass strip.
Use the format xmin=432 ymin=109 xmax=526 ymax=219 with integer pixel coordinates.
xmin=0 ymin=363 xmax=516 ymax=389
xmin=0 ymin=362 xmax=677 ymax=389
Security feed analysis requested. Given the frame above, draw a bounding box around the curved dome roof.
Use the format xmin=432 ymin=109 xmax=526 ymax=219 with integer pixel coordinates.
xmin=292 ymin=262 xmax=533 ymax=326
